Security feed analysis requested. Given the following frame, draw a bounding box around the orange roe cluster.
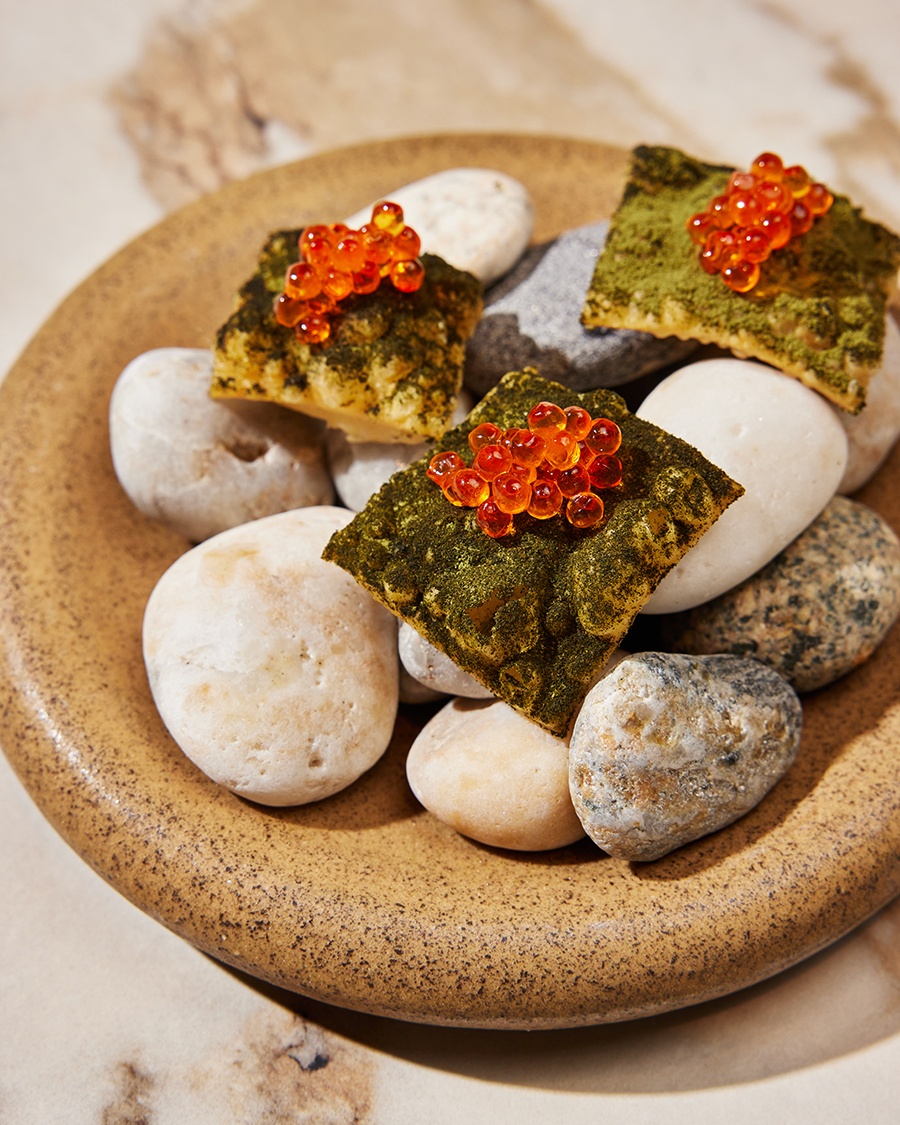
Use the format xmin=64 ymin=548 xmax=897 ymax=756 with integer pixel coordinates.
xmin=427 ymin=401 xmax=623 ymax=539
xmin=273 ymin=200 xmax=425 ymax=345
xmin=685 ymin=152 xmax=834 ymax=293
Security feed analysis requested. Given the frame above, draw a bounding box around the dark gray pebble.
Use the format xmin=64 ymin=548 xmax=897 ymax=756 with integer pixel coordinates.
xmin=464 ymin=221 xmax=697 ymax=398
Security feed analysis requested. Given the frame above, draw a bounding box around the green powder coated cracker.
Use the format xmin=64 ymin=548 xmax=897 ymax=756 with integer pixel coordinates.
xmin=581 ymin=145 xmax=900 ymax=413
xmin=323 ymin=368 xmax=744 ymax=736
xmin=211 ymin=229 xmax=483 ymax=442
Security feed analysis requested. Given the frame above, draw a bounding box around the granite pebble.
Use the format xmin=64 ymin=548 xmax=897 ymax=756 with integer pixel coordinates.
xmin=660 ymin=495 xmax=900 ymax=691
xmin=143 ymin=507 xmax=399 ymax=806
xmin=637 ymin=358 xmax=848 ymax=614
xmin=464 ymin=221 xmax=697 ymax=398
xmin=110 ymin=347 xmax=333 ymax=541
xmin=407 ymin=698 xmax=585 ymax=851
xmin=837 ymin=314 xmax=900 ymax=493
xmin=569 ymin=652 xmax=802 ymax=861
xmin=343 ymin=167 xmax=533 ymax=286
xmin=327 ymin=392 xmax=473 ymax=512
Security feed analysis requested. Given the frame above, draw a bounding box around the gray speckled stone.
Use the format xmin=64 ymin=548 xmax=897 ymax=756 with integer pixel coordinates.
xmin=569 ymin=652 xmax=802 ymax=862
xmin=464 ymin=221 xmax=697 ymax=397
xmin=660 ymin=496 xmax=900 ymax=692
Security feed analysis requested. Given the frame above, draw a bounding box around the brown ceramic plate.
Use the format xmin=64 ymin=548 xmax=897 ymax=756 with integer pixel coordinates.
xmin=1 ymin=135 xmax=899 ymax=1031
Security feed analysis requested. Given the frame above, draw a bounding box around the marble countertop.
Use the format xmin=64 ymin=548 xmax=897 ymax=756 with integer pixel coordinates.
xmin=2 ymin=1 xmax=900 ymax=1120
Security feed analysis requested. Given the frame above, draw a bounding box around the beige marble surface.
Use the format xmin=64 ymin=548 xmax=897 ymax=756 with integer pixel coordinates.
xmin=2 ymin=0 xmax=900 ymax=1120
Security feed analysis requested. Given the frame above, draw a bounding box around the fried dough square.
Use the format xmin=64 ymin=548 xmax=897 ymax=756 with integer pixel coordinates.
xmin=323 ymin=368 xmax=743 ymax=735
xmin=211 ymin=230 xmax=483 ymax=442
xmin=582 ymin=145 xmax=900 ymax=413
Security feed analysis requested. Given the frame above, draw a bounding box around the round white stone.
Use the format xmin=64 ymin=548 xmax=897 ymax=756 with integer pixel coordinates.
xmin=143 ymin=507 xmax=399 ymax=806
xmin=110 ymin=348 xmax=334 ymax=542
xmin=398 ymin=622 xmax=494 ymax=700
xmin=637 ymin=358 xmax=848 ymax=614
xmin=327 ymin=391 xmax=473 ymax=512
xmin=343 ymin=168 xmax=534 ymax=286
xmin=406 ymin=699 xmax=584 ymax=851
xmin=837 ymin=315 xmax=900 ymax=494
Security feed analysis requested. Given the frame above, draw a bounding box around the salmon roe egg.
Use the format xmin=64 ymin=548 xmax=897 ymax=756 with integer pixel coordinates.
xmin=507 ymin=460 xmax=537 ymax=484
xmin=753 ymin=180 xmax=793 ymax=214
xmin=700 ymin=229 xmax=739 ymax=274
xmin=285 ymin=261 xmax=322 ymax=300
xmin=273 ymin=293 xmax=307 ymax=328
xmin=352 ymin=265 xmax=381 ymax=295
xmin=805 ymin=182 xmax=834 ymax=216
xmin=392 ymin=226 xmax=422 ymax=261
xmin=427 ymin=450 xmax=464 ymax=484
xmin=372 ymin=200 xmax=405 ymax=235
xmin=527 ymin=479 xmax=563 ymax=520
xmin=754 ymin=209 xmax=792 ymax=250
xmin=476 ymin=498 xmax=514 ymax=538
xmin=450 ymin=468 xmax=490 ymax=507
xmin=588 ymin=454 xmax=623 ymax=490
xmin=728 ymin=190 xmax=762 ymax=227
xmin=782 ymin=164 xmax=811 ymax=198
xmin=686 ymin=211 xmax=717 ymax=245
xmin=789 ymin=199 xmax=814 ymax=237
xmin=492 ymin=473 xmax=531 ymax=515
xmin=584 ymin=418 xmax=622 ymax=456
xmin=527 ymin=401 xmax=567 ymax=434
xmin=296 ymin=313 xmax=331 ymax=345
xmin=736 ymin=226 xmax=772 ymax=263
xmin=391 ymin=259 xmax=425 ymax=293
xmin=557 ymin=464 xmax=591 ymax=498
xmin=468 ymin=422 xmax=503 ymax=453
xmin=508 ymin=428 xmax=547 ymax=468
xmin=708 ymin=194 xmax=734 ymax=229
xmin=543 ymin=431 xmax=580 ymax=469
xmin=721 ymin=257 xmax=760 ymax=293
xmin=566 ymin=493 xmax=605 ymax=529
xmin=473 ymin=443 xmax=513 ymax=480
xmin=563 ymin=405 xmax=592 ymax=439
xmin=751 ymin=152 xmax=784 ymax=182
xmin=359 ymin=225 xmax=394 ymax=264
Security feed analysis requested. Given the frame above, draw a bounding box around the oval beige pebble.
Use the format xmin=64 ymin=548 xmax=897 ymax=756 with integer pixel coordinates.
xmin=398 ymin=622 xmax=494 ymax=700
xmin=110 ymin=348 xmax=334 ymax=541
xmin=343 ymin=168 xmax=534 ymax=285
xmin=143 ymin=507 xmax=399 ymax=806
xmin=637 ymin=358 xmax=848 ymax=614
xmin=406 ymin=698 xmax=584 ymax=851
xmin=837 ymin=315 xmax=900 ymax=493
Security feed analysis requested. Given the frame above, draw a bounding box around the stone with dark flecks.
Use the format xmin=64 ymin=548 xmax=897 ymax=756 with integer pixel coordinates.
xmin=464 ymin=221 xmax=698 ymax=398
xmin=661 ymin=496 xmax=900 ymax=692
xmin=569 ymin=652 xmax=802 ymax=861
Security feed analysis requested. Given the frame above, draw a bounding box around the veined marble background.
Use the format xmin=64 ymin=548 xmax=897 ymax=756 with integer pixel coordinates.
xmin=2 ymin=1 xmax=900 ymax=1121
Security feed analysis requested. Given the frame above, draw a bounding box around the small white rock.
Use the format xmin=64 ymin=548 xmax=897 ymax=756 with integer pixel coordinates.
xmin=407 ymin=698 xmax=584 ymax=851
xmin=837 ymin=315 xmax=900 ymax=493
xmin=343 ymin=168 xmax=534 ymax=286
xmin=110 ymin=348 xmax=334 ymax=541
xmin=143 ymin=507 xmax=398 ymax=806
xmin=398 ymin=622 xmax=494 ymax=700
xmin=637 ymin=358 xmax=848 ymax=614
xmin=327 ymin=391 xmax=473 ymax=512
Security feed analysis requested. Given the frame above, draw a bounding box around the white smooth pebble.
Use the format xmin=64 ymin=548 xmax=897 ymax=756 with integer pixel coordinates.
xmin=407 ymin=698 xmax=585 ymax=851
xmin=398 ymin=622 xmax=494 ymax=700
xmin=343 ymin=168 xmax=534 ymax=286
xmin=327 ymin=391 xmax=473 ymax=512
xmin=143 ymin=507 xmax=399 ymax=806
xmin=637 ymin=358 xmax=848 ymax=614
xmin=837 ymin=314 xmax=900 ymax=493
xmin=110 ymin=348 xmax=334 ymax=541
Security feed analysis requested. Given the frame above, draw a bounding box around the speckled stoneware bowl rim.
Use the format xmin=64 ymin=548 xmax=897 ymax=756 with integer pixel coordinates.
xmin=1 ymin=133 xmax=899 ymax=1031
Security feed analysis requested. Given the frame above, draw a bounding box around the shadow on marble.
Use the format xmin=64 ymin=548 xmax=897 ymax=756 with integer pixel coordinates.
xmin=212 ymin=893 xmax=900 ymax=1095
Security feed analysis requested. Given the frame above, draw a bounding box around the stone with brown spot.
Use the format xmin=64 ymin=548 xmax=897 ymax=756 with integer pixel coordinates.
xmin=569 ymin=652 xmax=802 ymax=861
